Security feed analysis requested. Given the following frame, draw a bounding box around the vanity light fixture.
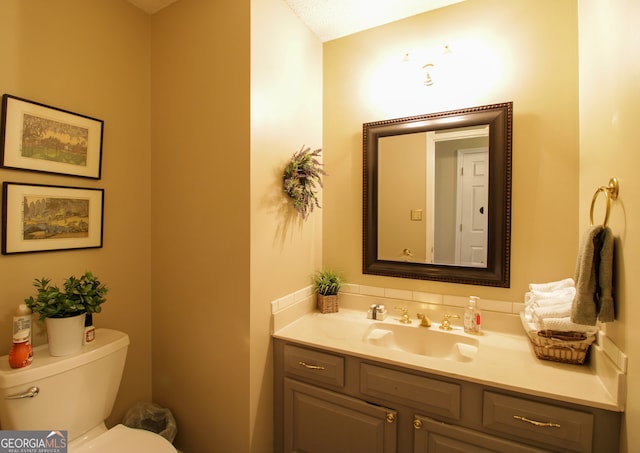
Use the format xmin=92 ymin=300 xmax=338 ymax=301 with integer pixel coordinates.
xmin=404 ymin=45 xmax=452 ymax=87
xmin=422 ymin=63 xmax=435 ymax=86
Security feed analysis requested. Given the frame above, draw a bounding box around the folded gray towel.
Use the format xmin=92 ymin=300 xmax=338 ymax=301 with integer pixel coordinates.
xmin=571 ymin=225 xmax=615 ymax=325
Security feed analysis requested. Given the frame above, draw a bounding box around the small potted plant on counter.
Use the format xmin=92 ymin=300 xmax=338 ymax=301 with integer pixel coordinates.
xmin=25 ymin=271 xmax=108 ymax=356
xmin=312 ymin=269 xmax=344 ymax=314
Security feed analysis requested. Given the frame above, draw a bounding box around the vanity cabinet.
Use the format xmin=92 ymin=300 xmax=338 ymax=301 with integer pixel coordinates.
xmin=413 ymin=414 xmax=547 ymax=452
xmin=284 ymin=378 xmax=397 ymax=453
xmin=273 ymin=339 xmax=621 ymax=453
xmin=280 ymin=344 xmax=397 ymax=452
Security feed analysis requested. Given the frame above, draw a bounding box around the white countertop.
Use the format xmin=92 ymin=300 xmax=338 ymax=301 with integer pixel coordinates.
xmin=273 ymin=308 xmax=624 ymax=411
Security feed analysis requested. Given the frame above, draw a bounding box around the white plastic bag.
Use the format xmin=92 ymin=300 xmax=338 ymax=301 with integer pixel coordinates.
xmin=123 ymin=401 xmax=177 ymax=443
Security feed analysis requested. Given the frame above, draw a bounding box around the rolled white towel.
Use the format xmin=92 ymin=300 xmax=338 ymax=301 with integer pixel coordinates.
xmin=525 ymin=289 xmax=575 ymax=310
xmin=524 ymin=297 xmax=573 ymax=322
xmin=524 ymin=291 xmax=534 ymax=306
xmin=541 ymin=316 xmax=598 ymax=334
xmin=529 ymin=295 xmax=575 ymax=310
xmin=532 ymin=303 xmax=572 ymax=321
xmin=519 ymin=311 xmax=538 ymax=332
xmin=530 ymin=286 xmax=576 ymax=301
xmin=524 ymin=292 xmax=574 ymax=323
xmin=529 ymin=278 xmax=575 ymax=292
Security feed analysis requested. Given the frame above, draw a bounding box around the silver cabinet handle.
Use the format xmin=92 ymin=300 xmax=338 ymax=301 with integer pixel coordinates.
xmin=6 ymin=386 xmax=39 ymax=400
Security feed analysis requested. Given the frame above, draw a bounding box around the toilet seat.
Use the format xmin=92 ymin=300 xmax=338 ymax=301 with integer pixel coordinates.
xmin=71 ymin=424 xmax=177 ymax=453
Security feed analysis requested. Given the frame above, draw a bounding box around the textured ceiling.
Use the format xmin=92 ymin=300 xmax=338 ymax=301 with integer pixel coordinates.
xmin=284 ymin=0 xmax=465 ymax=42
xmin=127 ymin=0 xmax=464 ymax=42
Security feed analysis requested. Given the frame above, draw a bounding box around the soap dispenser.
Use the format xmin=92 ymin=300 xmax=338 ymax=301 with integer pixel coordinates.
xmin=463 ymin=296 xmax=481 ymax=334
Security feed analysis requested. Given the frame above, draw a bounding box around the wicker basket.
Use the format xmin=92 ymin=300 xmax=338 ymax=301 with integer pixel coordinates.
xmin=317 ymin=294 xmax=339 ymax=314
xmin=520 ymin=312 xmax=596 ymax=365
xmin=525 ymin=329 xmax=596 ymax=365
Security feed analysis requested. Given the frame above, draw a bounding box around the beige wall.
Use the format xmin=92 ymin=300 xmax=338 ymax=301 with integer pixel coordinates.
xmin=578 ymin=2 xmax=640 ymax=451
xmin=151 ymin=0 xmax=322 ymax=450
xmin=150 ymin=1 xmax=252 ymax=452
xmin=0 ymin=0 xmax=152 ymax=427
xmin=378 ymin=133 xmax=427 ymax=262
xmin=323 ymin=0 xmax=579 ymax=301
xmin=250 ymin=0 xmax=323 ymax=451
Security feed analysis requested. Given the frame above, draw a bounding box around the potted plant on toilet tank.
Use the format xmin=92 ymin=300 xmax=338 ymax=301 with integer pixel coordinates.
xmin=25 ymin=271 xmax=108 ymax=356
xmin=313 ymin=269 xmax=344 ymax=314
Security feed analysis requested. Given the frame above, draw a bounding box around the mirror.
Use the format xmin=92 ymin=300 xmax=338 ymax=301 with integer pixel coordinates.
xmin=363 ymin=102 xmax=512 ymax=287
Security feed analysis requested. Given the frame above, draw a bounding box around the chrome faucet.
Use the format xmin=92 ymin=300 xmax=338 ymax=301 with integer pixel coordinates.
xmin=367 ymin=304 xmax=387 ymax=320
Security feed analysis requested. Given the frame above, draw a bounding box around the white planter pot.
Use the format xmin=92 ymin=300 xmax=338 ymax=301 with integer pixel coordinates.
xmin=45 ymin=313 xmax=86 ymax=356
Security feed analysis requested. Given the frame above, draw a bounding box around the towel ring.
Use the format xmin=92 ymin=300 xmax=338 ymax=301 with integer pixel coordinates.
xmin=589 ymin=178 xmax=619 ymax=227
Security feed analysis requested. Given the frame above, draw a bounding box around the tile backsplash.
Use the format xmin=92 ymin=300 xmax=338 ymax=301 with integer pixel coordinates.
xmin=271 ymin=283 xmax=525 ymax=335
xmin=271 ymin=283 xmax=523 ymax=315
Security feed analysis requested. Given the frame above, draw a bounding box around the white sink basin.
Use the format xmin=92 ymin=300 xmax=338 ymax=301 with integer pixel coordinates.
xmin=363 ymin=322 xmax=479 ymax=362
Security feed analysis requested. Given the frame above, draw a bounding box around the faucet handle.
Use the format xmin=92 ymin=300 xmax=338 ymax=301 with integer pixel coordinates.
xmin=439 ymin=313 xmax=460 ymax=330
xmin=395 ymin=306 xmax=412 ymax=324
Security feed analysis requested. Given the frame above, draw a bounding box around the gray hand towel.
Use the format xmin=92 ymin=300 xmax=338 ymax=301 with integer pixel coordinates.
xmin=571 ymin=225 xmax=615 ymax=325
xmin=597 ymin=227 xmax=615 ymax=322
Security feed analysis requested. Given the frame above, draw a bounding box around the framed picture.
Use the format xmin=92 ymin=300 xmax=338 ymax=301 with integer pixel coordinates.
xmin=2 ymin=182 xmax=104 ymax=254
xmin=0 ymin=94 xmax=103 ymax=179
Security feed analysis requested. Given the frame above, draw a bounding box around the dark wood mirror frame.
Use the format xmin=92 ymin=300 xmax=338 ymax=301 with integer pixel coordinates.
xmin=363 ymin=102 xmax=512 ymax=287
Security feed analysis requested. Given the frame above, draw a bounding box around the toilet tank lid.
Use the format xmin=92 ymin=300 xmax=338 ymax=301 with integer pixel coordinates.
xmin=0 ymin=329 xmax=129 ymax=389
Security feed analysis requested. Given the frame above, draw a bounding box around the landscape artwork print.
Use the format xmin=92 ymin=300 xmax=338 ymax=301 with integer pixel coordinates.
xmin=1 ymin=94 xmax=103 ymax=178
xmin=2 ymin=183 xmax=104 ymax=254
xmin=23 ymin=195 xmax=90 ymax=241
xmin=20 ymin=113 xmax=89 ymax=167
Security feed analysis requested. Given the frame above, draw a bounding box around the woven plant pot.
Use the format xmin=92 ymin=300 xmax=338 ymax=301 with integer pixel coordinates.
xmin=317 ymin=294 xmax=339 ymax=314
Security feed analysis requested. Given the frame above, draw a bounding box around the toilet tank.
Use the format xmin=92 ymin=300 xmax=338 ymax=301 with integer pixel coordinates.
xmin=0 ymin=329 xmax=129 ymax=441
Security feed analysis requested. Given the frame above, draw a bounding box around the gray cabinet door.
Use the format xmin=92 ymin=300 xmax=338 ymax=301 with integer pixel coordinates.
xmin=413 ymin=414 xmax=548 ymax=453
xmin=284 ymin=377 xmax=397 ymax=453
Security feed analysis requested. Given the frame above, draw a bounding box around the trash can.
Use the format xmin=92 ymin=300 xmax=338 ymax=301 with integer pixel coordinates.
xmin=122 ymin=402 xmax=178 ymax=443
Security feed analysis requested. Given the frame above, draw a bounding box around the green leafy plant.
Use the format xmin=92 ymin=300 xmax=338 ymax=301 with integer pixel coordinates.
xmin=283 ymin=146 xmax=326 ymax=220
xmin=25 ymin=271 xmax=109 ymax=321
xmin=312 ymin=269 xmax=344 ymax=296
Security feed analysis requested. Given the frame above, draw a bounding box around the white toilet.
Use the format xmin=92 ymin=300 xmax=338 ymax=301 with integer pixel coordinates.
xmin=0 ymin=329 xmax=177 ymax=453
